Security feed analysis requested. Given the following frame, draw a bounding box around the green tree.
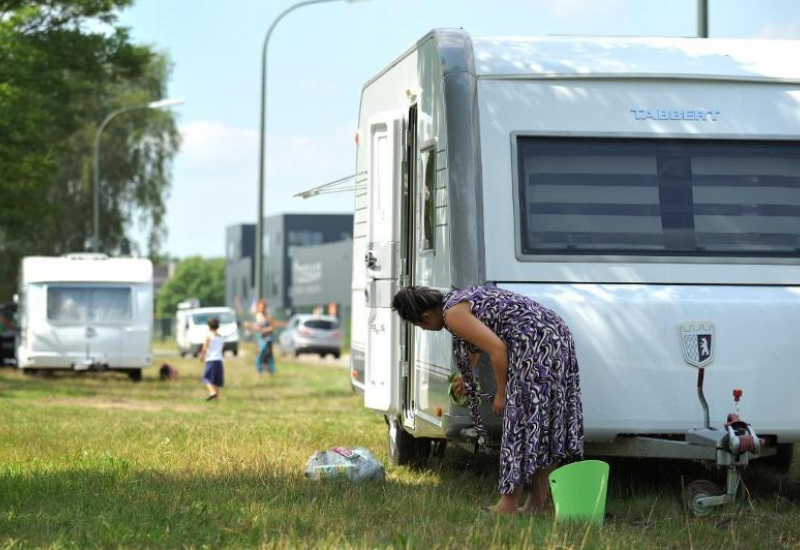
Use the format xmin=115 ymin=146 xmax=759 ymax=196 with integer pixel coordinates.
xmin=0 ymin=0 xmax=180 ymax=300
xmin=156 ymin=257 xmax=225 ymax=317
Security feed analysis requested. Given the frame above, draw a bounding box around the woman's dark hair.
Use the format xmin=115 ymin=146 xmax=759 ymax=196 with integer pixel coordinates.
xmin=391 ymin=286 xmax=443 ymax=324
xmin=208 ymin=317 xmax=220 ymax=330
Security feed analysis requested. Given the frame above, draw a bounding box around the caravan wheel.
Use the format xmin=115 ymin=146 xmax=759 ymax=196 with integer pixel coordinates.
xmin=387 ymin=417 xmax=431 ymax=466
xmin=685 ymin=479 xmax=723 ymax=517
xmin=127 ymin=369 xmax=142 ymax=382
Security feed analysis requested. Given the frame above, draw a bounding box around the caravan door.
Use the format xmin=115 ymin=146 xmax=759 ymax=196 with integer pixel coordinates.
xmin=363 ymin=111 xmax=404 ymax=413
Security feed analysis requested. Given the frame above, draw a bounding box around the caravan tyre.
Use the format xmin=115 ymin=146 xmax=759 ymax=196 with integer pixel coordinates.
xmin=387 ymin=417 xmax=415 ymax=465
xmin=685 ymin=479 xmax=722 ymax=517
xmin=127 ymin=369 xmax=142 ymax=382
xmin=387 ymin=417 xmax=431 ymax=466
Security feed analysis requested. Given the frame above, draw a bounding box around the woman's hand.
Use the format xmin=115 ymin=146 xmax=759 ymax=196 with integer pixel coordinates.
xmin=492 ymin=390 xmax=506 ymax=415
xmin=452 ymin=375 xmax=466 ymax=398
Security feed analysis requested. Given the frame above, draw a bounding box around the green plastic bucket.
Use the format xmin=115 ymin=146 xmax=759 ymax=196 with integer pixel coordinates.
xmin=549 ymin=460 xmax=610 ymax=525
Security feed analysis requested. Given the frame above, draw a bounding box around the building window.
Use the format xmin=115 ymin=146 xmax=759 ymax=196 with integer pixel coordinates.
xmin=288 ymin=231 xmax=323 ymax=247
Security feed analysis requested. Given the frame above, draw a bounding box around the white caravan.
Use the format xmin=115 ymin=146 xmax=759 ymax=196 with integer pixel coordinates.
xmin=175 ymin=306 xmax=239 ymax=357
xmin=17 ymin=254 xmax=153 ymax=381
xmin=349 ymin=30 xmax=800 ymax=476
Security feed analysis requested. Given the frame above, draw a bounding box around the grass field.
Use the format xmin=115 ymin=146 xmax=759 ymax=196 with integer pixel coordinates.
xmin=2 ymin=344 xmax=800 ymax=549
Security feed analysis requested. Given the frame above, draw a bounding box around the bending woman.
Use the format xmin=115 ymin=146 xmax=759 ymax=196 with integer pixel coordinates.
xmin=392 ymin=285 xmax=584 ymax=515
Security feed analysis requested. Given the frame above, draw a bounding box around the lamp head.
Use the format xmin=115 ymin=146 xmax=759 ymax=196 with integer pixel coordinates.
xmin=147 ymin=98 xmax=185 ymax=109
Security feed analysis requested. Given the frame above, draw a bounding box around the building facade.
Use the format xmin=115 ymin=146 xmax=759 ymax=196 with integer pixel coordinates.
xmin=225 ymin=223 xmax=256 ymax=316
xmin=226 ymin=215 xmax=353 ymax=319
xmin=290 ymin=238 xmax=353 ymax=310
xmin=262 ymin=213 xmax=353 ymax=317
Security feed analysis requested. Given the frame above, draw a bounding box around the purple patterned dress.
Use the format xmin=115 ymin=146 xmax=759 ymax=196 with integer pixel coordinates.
xmin=443 ymin=286 xmax=584 ymax=495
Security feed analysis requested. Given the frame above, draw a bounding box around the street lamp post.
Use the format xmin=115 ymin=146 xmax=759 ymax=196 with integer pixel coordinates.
xmin=93 ymin=98 xmax=184 ymax=252
xmin=255 ymin=0 xmax=367 ymax=300
xmin=697 ymin=0 xmax=709 ymax=38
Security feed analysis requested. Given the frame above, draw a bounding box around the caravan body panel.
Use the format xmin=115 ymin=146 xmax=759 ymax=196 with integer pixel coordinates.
xmin=17 ymin=255 xmax=153 ymax=371
xmin=353 ymin=31 xmax=800 ymax=452
xmin=498 ymin=283 xmax=800 ymax=441
xmin=475 ymin=43 xmax=800 ymax=443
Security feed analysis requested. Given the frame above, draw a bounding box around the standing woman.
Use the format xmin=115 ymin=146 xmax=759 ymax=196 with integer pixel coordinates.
xmin=252 ymin=298 xmax=277 ymax=377
xmin=391 ymin=285 xmax=584 ymax=515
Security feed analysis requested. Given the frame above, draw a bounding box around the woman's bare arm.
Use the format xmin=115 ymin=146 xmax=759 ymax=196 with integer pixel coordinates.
xmin=444 ymin=302 xmax=508 ymax=410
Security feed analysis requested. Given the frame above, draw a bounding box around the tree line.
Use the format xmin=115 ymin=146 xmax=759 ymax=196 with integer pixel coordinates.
xmin=0 ymin=0 xmax=180 ymax=301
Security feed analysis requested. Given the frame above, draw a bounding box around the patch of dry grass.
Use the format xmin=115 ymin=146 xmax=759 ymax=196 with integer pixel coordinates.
xmin=1 ymin=344 xmax=799 ymax=548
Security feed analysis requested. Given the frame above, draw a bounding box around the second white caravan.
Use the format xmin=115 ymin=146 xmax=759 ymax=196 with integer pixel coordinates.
xmin=17 ymin=254 xmax=153 ymax=381
xmin=348 ymin=30 xmax=800 ymax=475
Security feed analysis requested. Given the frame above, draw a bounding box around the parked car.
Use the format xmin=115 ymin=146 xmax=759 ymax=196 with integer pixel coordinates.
xmin=175 ymin=306 xmax=239 ymax=357
xmin=278 ymin=314 xmax=342 ymax=358
xmin=0 ymin=302 xmax=18 ymax=366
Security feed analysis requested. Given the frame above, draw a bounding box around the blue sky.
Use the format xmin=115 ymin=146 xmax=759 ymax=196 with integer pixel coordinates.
xmin=118 ymin=0 xmax=800 ymax=258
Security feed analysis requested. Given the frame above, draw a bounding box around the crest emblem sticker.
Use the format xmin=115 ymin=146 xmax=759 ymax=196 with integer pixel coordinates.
xmin=679 ymin=322 xmax=715 ymax=368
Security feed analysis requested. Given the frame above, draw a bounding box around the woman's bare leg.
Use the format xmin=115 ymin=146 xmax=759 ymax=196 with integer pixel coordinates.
xmin=488 ymin=486 xmax=523 ymax=514
xmin=519 ymin=463 xmax=559 ymax=514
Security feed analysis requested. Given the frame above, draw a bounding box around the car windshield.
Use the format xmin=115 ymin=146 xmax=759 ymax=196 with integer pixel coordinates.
xmin=193 ymin=312 xmax=236 ymax=325
xmin=302 ymin=319 xmax=338 ymax=330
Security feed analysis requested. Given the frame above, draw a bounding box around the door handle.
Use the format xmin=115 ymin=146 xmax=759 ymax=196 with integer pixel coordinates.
xmin=365 ymin=251 xmax=377 ymax=268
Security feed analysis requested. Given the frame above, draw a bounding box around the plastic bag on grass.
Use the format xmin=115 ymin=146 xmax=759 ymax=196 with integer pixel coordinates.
xmin=304 ymin=446 xmax=385 ymax=482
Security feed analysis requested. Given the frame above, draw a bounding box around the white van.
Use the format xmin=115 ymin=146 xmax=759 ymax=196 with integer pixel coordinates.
xmin=349 ymin=30 xmax=800 ymax=476
xmin=175 ymin=306 xmax=239 ymax=357
xmin=17 ymin=253 xmax=153 ymax=381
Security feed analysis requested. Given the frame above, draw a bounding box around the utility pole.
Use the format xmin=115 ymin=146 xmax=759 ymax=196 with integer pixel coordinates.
xmin=697 ymin=0 xmax=709 ymax=38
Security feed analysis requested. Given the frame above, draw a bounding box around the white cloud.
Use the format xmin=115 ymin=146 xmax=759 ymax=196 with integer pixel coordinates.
xmin=152 ymin=119 xmax=358 ymax=257
xmin=756 ymin=19 xmax=800 ymax=39
xmin=179 ymin=121 xmax=258 ymax=165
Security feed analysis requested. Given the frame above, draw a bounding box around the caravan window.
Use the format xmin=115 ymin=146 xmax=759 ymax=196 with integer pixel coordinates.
xmin=47 ymin=286 xmax=132 ymax=322
xmin=421 ymin=147 xmax=436 ymax=251
xmin=517 ymin=138 xmax=800 ymax=258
